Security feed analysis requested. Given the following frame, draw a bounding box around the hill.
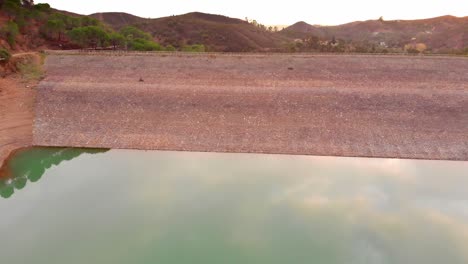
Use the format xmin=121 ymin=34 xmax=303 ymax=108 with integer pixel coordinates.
xmin=280 ymin=15 xmax=468 ymax=53
xmin=91 ymin=12 xmax=289 ymax=52
xmin=0 ymin=2 xmax=169 ymax=55
xmin=90 ymin=12 xmax=146 ymax=30
xmin=1 ymin=1 xmax=467 ymax=54
xmin=88 ymin=11 xmax=468 ymax=53
xmin=280 ymin=21 xmax=325 ymax=39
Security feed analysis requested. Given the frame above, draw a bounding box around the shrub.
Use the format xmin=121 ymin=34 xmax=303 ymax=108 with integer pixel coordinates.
xmin=0 ymin=48 xmax=11 ymax=62
xmin=26 ymin=8 xmax=47 ymax=21
xmin=130 ymin=38 xmax=162 ymax=51
xmin=80 ymin=16 xmax=100 ymax=27
xmin=0 ymin=21 xmax=19 ymax=47
xmin=165 ymin=44 xmax=176 ymax=51
xmin=33 ymin=3 xmax=51 ymax=12
xmin=68 ymin=26 xmax=109 ymax=49
xmin=16 ymin=58 xmax=44 ymax=81
xmin=3 ymin=0 xmax=20 ymax=20
xmin=406 ymin=48 xmax=420 ymax=54
xmin=120 ymin=26 xmax=152 ymax=41
xmin=108 ymin=32 xmax=126 ymax=50
xmin=42 ymin=18 xmax=66 ymax=40
xmin=182 ymin=44 xmax=206 ymax=52
xmin=14 ymin=10 xmax=26 ymax=30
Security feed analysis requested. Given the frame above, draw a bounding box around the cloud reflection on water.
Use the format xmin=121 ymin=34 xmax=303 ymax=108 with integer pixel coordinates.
xmin=0 ymin=149 xmax=467 ymax=264
xmin=120 ymin=152 xmax=468 ymax=263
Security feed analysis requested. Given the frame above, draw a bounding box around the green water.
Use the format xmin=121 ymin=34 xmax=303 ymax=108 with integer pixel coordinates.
xmin=0 ymin=148 xmax=108 ymax=198
xmin=0 ymin=148 xmax=467 ymax=264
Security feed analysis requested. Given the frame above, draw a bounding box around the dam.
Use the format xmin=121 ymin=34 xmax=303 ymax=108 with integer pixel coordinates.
xmin=33 ymin=52 xmax=468 ymax=160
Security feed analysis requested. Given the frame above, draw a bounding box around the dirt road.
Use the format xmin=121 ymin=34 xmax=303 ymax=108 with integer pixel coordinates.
xmin=34 ymin=53 xmax=468 ymax=160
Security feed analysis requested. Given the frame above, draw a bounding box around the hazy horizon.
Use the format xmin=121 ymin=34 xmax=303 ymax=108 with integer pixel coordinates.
xmin=37 ymin=0 xmax=468 ymax=26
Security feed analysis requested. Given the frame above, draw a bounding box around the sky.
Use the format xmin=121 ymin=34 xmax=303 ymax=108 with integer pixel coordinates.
xmin=37 ymin=0 xmax=468 ymax=26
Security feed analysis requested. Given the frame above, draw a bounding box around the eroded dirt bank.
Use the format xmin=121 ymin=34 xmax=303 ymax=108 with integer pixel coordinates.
xmin=0 ymin=53 xmax=40 ymax=169
xmin=34 ymin=53 xmax=468 ymax=160
xmin=0 ymin=79 xmax=35 ymax=169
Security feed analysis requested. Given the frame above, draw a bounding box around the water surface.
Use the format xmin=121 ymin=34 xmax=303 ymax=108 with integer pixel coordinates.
xmin=1 ymin=148 xmax=467 ymax=264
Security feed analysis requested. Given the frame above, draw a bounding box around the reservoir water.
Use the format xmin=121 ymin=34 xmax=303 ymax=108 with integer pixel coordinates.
xmin=1 ymin=148 xmax=467 ymax=264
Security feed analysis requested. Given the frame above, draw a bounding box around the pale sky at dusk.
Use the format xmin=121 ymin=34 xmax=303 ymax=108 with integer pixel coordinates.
xmin=37 ymin=0 xmax=468 ymax=26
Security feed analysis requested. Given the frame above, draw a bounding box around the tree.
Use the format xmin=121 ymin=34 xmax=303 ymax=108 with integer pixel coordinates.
xmin=14 ymin=8 xmax=25 ymax=30
xmin=120 ymin=26 xmax=152 ymax=40
xmin=80 ymin=16 xmax=99 ymax=27
xmin=1 ymin=21 xmax=19 ymax=47
xmin=21 ymin=0 xmax=33 ymax=7
xmin=3 ymin=0 xmax=21 ymax=20
xmin=68 ymin=27 xmax=86 ymax=47
xmin=33 ymin=3 xmax=50 ymax=12
xmin=65 ymin=17 xmax=82 ymax=30
xmin=0 ymin=48 xmax=11 ymax=62
xmin=44 ymin=18 xmax=65 ymax=41
xmin=304 ymin=35 xmax=320 ymax=50
xmin=108 ymin=32 xmax=125 ymax=50
xmin=69 ymin=26 xmax=109 ymax=49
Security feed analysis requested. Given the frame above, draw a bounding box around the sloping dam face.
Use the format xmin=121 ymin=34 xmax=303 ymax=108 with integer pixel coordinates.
xmin=34 ymin=52 xmax=468 ymax=160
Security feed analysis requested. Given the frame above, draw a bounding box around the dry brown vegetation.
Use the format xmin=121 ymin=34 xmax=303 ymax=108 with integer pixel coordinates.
xmin=34 ymin=52 xmax=468 ymax=160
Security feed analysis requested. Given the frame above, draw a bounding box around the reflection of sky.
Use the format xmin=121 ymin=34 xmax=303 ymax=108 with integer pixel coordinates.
xmin=0 ymin=150 xmax=467 ymax=264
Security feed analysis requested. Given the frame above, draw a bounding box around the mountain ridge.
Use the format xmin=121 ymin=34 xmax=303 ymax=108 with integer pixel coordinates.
xmin=89 ymin=11 xmax=288 ymax=51
xmin=280 ymin=15 xmax=468 ymax=51
xmin=1 ymin=2 xmax=466 ymax=54
xmin=89 ymin=11 xmax=468 ymax=52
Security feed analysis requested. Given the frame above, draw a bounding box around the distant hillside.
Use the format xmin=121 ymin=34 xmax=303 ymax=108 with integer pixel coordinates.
xmin=90 ymin=12 xmax=146 ymax=30
xmin=280 ymin=15 xmax=468 ymax=52
xmin=1 ymin=1 xmax=467 ymax=54
xmin=0 ymin=3 xmax=165 ymax=53
xmin=91 ymin=12 xmax=289 ymax=52
xmin=88 ymin=11 xmax=468 ymax=53
xmin=280 ymin=21 xmax=325 ymax=39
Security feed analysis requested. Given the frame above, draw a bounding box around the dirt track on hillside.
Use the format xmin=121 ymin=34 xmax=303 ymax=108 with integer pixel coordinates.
xmin=34 ymin=53 xmax=468 ymax=160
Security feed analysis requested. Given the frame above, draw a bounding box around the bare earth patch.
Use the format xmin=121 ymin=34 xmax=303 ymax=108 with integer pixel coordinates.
xmin=0 ymin=77 xmax=35 ymax=168
xmin=0 ymin=53 xmax=42 ymax=170
xmin=34 ymin=52 xmax=468 ymax=160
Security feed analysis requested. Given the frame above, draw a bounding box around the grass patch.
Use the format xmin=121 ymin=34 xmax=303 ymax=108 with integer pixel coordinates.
xmin=0 ymin=48 xmax=11 ymax=62
xmin=17 ymin=60 xmax=44 ymax=81
xmin=16 ymin=56 xmax=45 ymax=82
